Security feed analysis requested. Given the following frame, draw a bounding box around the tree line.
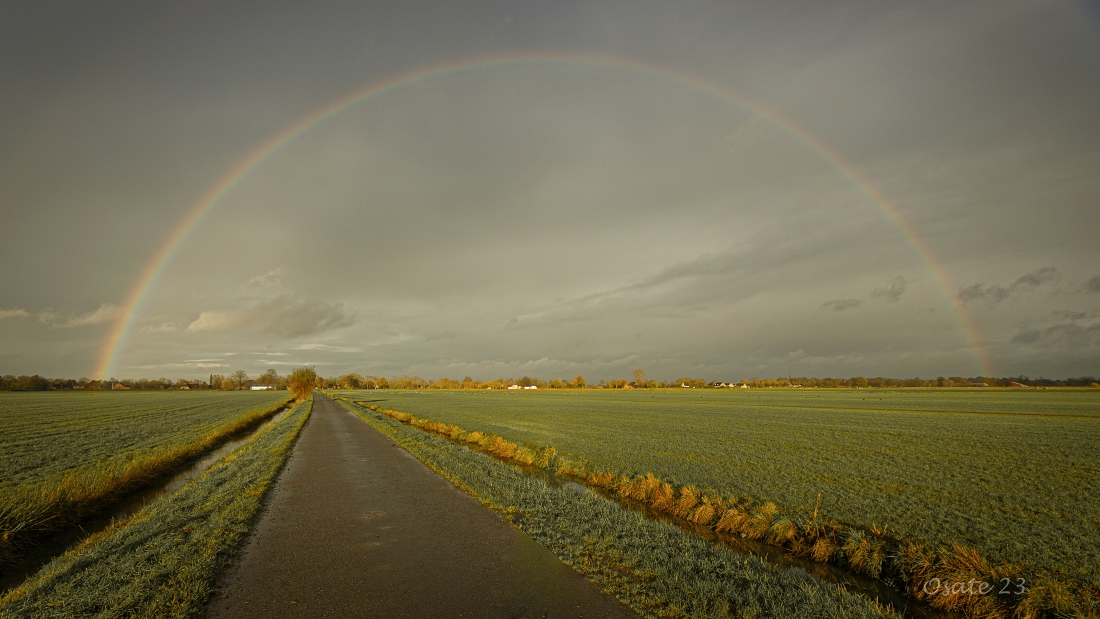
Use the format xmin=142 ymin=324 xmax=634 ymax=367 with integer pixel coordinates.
xmin=3 ymin=371 xmax=1098 ymax=391
xmin=317 ymin=371 xmax=1100 ymax=390
xmin=1 ymin=368 xmax=287 ymax=391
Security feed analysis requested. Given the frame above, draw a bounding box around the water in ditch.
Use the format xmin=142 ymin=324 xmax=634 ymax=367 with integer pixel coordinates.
xmin=0 ymin=407 xmax=290 ymax=594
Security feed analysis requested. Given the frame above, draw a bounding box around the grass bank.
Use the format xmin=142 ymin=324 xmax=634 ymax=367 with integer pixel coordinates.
xmin=0 ymin=397 xmax=312 ymax=618
xmin=0 ymin=396 xmax=293 ymax=568
xmin=348 ymin=399 xmax=1096 ymax=619
xmin=335 ymin=398 xmax=896 ymax=619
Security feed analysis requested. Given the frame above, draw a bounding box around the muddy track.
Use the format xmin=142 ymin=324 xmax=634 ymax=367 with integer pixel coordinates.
xmin=205 ymin=393 xmax=636 ymax=618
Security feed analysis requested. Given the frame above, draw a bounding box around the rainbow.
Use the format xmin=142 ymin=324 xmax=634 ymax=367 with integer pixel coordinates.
xmin=92 ymin=50 xmax=993 ymax=379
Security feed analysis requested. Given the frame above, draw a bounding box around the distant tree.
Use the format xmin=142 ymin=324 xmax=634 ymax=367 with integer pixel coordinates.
xmin=12 ymin=375 xmax=50 ymax=391
xmin=288 ymin=367 xmax=317 ymax=400
xmin=632 ymin=368 xmax=646 ymax=385
xmin=338 ymin=373 xmax=362 ymax=389
xmin=231 ymin=370 xmax=248 ymax=390
xmin=569 ymin=376 xmax=587 ymax=388
xmin=608 ymin=378 xmax=628 ymax=389
xmin=258 ymin=368 xmax=279 ymax=385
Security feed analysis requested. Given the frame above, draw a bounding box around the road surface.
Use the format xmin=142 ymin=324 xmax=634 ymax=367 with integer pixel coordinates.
xmin=204 ymin=393 xmax=636 ymax=618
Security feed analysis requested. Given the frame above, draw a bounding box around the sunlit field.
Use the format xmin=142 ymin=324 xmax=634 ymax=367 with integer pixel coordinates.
xmin=0 ymin=391 xmax=290 ymax=565
xmin=0 ymin=399 xmax=312 ymax=616
xmin=337 ymin=388 xmax=1099 ymax=582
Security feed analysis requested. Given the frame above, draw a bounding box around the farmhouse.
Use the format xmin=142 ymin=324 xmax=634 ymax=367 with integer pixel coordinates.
xmin=249 ymin=383 xmax=279 ymax=391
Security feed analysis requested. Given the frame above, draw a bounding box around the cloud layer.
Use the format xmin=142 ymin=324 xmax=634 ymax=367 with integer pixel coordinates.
xmin=187 ymin=296 xmax=355 ymax=339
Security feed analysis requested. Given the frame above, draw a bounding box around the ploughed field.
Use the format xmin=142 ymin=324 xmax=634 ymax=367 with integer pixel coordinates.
xmin=353 ymin=388 xmax=1100 ymax=583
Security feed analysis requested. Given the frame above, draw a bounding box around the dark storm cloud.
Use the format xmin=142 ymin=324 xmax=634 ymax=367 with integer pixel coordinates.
xmin=959 ymin=267 xmax=1060 ymax=303
xmin=871 ymin=276 xmax=911 ymax=303
xmin=1011 ymin=310 xmax=1100 ymax=349
xmin=1 ymin=1 xmax=1098 ymax=379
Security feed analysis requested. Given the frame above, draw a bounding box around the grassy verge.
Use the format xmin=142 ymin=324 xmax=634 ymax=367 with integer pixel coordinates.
xmin=0 ymin=397 xmax=312 ymax=618
xmin=0 ymin=397 xmax=293 ymax=568
xmin=335 ymin=398 xmax=896 ymax=619
xmin=349 ymin=400 xmax=1096 ymax=619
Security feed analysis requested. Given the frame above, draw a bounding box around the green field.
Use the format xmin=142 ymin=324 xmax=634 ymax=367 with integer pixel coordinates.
xmin=341 ymin=388 xmax=1100 ymax=584
xmin=336 ymin=399 xmax=893 ymax=619
xmin=0 ymin=391 xmax=291 ymax=565
xmin=0 ymin=398 xmax=312 ymax=617
xmin=0 ymin=391 xmax=289 ymax=487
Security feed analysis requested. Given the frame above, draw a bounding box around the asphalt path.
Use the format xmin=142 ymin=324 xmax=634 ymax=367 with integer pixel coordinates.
xmin=204 ymin=393 xmax=636 ymax=618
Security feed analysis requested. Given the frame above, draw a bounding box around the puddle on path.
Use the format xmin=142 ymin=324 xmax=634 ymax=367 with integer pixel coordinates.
xmin=0 ymin=408 xmax=290 ymax=594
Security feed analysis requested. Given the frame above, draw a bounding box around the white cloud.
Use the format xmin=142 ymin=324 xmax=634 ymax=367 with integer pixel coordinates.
xmin=243 ymin=268 xmax=283 ymax=290
xmin=187 ymin=295 xmax=355 ymax=338
xmin=37 ymin=303 xmax=120 ymax=328
xmin=142 ymin=322 xmax=179 ymax=333
xmin=0 ymin=308 xmax=29 ymax=320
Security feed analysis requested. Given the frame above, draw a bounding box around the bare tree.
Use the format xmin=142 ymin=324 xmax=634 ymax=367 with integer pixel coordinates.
xmin=232 ymin=370 xmax=248 ymax=390
xmin=632 ymin=368 xmax=646 ymax=384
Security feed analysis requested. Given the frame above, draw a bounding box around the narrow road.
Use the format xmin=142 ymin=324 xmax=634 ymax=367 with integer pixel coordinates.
xmin=204 ymin=393 xmax=636 ymax=618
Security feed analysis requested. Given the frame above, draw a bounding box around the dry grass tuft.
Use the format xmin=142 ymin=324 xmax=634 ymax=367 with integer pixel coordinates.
xmin=671 ymin=486 xmax=701 ymax=519
xmin=714 ymin=507 xmax=749 ymax=533
xmin=534 ymin=446 xmax=556 ymax=469
xmin=587 ymin=472 xmax=616 ymax=487
xmin=691 ymin=503 xmax=717 ymax=525
xmin=513 ymin=447 xmax=536 ymax=465
xmin=767 ymin=519 xmax=798 ymax=545
xmin=649 ymin=482 xmax=676 ymax=512
xmin=842 ymin=530 xmax=886 ymax=578
xmin=741 ymin=502 xmax=778 ymax=540
xmin=810 ymin=536 xmax=838 ymax=563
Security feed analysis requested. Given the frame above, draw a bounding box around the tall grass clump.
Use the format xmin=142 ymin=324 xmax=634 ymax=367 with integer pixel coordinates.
xmin=0 ymin=398 xmax=312 ymax=618
xmin=349 ymin=399 xmax=1099 ymax=619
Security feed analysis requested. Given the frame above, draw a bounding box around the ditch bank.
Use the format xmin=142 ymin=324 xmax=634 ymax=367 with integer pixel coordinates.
xmin=0 ymin=405 xmax=292 ymax=594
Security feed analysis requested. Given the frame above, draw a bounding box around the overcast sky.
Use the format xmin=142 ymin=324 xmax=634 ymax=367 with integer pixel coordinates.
xmin=2 ymin=0 xmax=1098 ymax=381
